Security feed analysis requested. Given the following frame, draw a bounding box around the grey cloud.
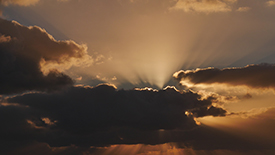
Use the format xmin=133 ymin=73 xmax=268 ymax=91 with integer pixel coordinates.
xmin=190 ymin=106 xmax=227 ymax=117
xmin=0 ymin=84 xmax=227 ymax=153
xmin=0 ymin=19 xmax=90 ymax=94
xmin=2 ymin=84 xmax=275 ymax=154
xmin=174 ymin=63 xmax=275 ymax=89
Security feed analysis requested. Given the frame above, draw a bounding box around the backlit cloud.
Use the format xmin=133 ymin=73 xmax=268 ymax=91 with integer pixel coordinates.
xmin=0 ymin=19 xmax=91 ymax=94
xmin=173 ymin=63 xmax=275 ymax=89
xmin=1 ymin=0 xmax=275 ymax=154
xmin=2 ymin=91 xmax=275 ymax=154
xmin=0 ymin=84 xmax=228 ymax=153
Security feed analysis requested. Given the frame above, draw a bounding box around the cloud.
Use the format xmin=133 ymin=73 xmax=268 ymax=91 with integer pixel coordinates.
xmin=2 ymin=99 xmax=275 ymax=154
xmin=0 ymin=19 xmax=91 ymax=94
xmin=0 ymin=0 xmax=39 ymax=6
xmin=0 ymin=34 xmax=11 ymax=42
xmin=0 ymin=84 xmax=228 ymax=152
xmin=266 ymin=0 xmax=275 ymax=6
xmin=0 ymin=0 xmax=69 ymax=6
xmin=173 ymin=63 xmax=275 ymax=89
xmin=2 ymin=84 xmax=275 ymax=154
xmin=190 ymin=106 xmax=227 ymax=117
xmin=0 ymin=0 xmax=70 ymax=15
xmin=170 ymin=0 xmax=237 ymax=13
xmin=236 ymin=6 xmax=251 ymax=12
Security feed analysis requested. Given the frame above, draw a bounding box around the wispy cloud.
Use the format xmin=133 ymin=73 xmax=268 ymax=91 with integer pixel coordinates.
xmin=0 ymin=0 xmax=70 ymax=15
xmin=236 ymin=6 xmax=251 ymax=12
xmin=170 ymin=0 xmax=237 ymax=13
xmin=0 ymin=0 xmax=39 ymax=6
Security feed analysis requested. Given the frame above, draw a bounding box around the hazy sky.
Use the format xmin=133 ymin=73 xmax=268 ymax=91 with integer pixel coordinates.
xmin=3 ymin=0 xmax=275 ymax=88
xmin=1 ymin=0 xmax=275 ymax=154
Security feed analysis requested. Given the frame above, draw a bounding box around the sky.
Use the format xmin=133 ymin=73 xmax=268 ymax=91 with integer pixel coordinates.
xmin=1 ymin=0 xmax=275 ymax=154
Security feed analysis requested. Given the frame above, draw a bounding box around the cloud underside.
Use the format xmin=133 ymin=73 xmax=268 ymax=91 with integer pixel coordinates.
xmin=0 ymin=18 xmax=91 ymax=94
xmin=171 ymin=0 xmax=237 ymax=13
xmin=2 ymin=91 xmax=275 ymax=154
xmin=0 ymin=84 xmax=228 ymax=152
xmin=174 ymin=63 xmax=275 ymax=89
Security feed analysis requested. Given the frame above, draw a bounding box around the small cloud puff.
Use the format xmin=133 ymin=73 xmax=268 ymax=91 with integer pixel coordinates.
xmin=170 ymin=0 xmax=237 ymax=13
xmin=236 ymin=6 xmax=251 ymax=12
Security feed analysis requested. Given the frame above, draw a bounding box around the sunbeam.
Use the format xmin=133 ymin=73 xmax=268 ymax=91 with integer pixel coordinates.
xmin=2 ymin=0 xmax=275 ymax=154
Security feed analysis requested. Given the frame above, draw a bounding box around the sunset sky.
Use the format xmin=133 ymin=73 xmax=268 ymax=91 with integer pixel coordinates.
xmin=1 ymin=0 xmax=275 ymax=154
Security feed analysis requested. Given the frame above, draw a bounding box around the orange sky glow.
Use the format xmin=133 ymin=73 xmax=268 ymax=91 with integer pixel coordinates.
xmin=1 ymin=0 xmax=275 ymax=154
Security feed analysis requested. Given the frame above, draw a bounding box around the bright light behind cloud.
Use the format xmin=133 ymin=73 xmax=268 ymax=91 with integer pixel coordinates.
xmin=2 ymin=0 xmax=275 ymax=154
xmin=4 ymin=0 xmax=269 ymax=89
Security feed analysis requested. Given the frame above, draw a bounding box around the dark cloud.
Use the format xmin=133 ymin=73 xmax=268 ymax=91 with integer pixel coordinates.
xmin=173 ymin=63 xmax=275 ymax=89
xmin=2 ymin=85 xmax=275 ymax=154
xmin=0 ymin=18 xmax=90 ymax=94
xmin=190 ymin=106 xmax=227 ymax=117
xmin=0 ymin=84 xmax=228 ymax=153
xmin=242 ymin=93 xmax=252 ymax=99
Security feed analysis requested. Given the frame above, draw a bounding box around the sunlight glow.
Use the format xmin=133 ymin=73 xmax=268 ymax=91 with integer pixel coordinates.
xmin=102 ymin=144 xmax=143 ymax=155
xmin=90 ymin=143 xmax=256 ymax=155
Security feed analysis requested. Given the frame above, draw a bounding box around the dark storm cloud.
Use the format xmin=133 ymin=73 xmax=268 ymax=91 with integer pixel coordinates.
xmin=174 ymin=63 xmax=275 ymax=89
xmin=0 ymin=84 xmax=228 ymax=153
xmin=0 ymin=18 xmax=89 ymax=94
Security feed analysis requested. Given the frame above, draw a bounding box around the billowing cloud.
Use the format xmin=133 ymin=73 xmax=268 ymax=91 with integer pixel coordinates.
xmin=0 ymin=84 xmax=227 ymax=153
xmin=173 ymin=63 xmax=275 ymax=89
xmin=3 ymin=91 xmax=275 ymax=154
xmin=171 ymin=0 xmax=237 ymax=13
xmin=0 ymin=19 xmax=91 ymax=94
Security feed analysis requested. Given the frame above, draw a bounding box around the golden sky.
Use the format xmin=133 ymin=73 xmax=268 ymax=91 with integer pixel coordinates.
xmin=1 ymin=0 xmax=275 ymax=154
